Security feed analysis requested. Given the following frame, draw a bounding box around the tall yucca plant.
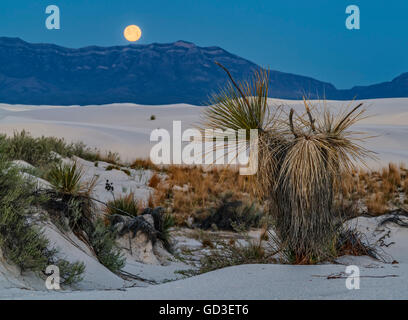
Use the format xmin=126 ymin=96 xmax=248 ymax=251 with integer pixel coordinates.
xmin=203 ymin=63 xmax=372 ymax=264
xmin=271 ymin=101 xmax=371 ymax=263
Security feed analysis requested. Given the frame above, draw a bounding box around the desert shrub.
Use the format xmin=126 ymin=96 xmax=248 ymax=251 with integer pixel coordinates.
xmin=105 ymin=194 xmax=140 ymax=217
xmin=56 ymin=259 xmax=86 ymax=285
xmin=150 ymin=115 xmax=156 ymax=120
xmin=197 ymin=192 xmax=262 ymax=231
xmin=203 ymin=63 xmax=372 ymax=264
xmin=89 ymin=219 xmax=125 ymax=272
xmin=0 ymin=153 xmax=84 ymax=283
xmin=0 ymin=130 xmax=101 ymax=166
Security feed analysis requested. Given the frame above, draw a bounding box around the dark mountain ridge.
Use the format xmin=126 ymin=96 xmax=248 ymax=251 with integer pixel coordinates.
xmin=0 ymin=37 xmax=405 ymax=105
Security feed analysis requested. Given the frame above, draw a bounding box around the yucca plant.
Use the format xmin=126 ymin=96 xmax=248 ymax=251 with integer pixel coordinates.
xmin=48 ymin=162 xmax=84 ymax=195
xmin=203 ymin=62 xmax=372 ymax=263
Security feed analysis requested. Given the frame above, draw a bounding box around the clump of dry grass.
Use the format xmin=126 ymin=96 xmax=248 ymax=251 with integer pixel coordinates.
xmin=366 ymin=192 xmax=388 ymax=215
xmin=104 ymin=193 xmax=141 ymax=217
xmin=203 ymin=62 xmax=373 ymax=264
xmin=96 ymin=151 xmax=121 ymax=165
xmin=148 ymin=173 xmax=161 ymax=188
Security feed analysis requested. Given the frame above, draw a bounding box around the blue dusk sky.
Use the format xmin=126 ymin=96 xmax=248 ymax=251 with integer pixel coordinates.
xmin=0 ymin=0 xmax=406 ymax=88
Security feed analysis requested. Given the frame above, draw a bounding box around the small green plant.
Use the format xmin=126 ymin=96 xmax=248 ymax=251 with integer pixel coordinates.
xmin=89 ymin=219 xmax=126 ymax=273
xmin=156 ymin=212 xmax=175 ymax=251
xmin=150 ymin=115 xmax=156 ymax=120
xmin=48 ymin=162 xmax=84 ymax=195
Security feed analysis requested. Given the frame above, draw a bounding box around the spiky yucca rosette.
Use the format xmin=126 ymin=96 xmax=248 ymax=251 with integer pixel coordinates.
xmin=203 ymin=63 xmax=372 ymax=263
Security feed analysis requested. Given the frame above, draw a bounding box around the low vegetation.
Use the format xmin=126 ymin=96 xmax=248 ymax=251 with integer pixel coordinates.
xmin=42 ymin=162 xmax=125 ymax=273
xmin=0 ymin=152 xmax=85 ymax=284
xmin=340 ymin=163 xmax=408 ymax=216
xmin=105 ymin=193 xmax=140 ymax=217
xmin=197 ymin=237 xmax=274 ymax=274
xmin=0 ymin=130 xmax=121 ymax=167
xmin=152 ymin=165 xmax=256 ymax=227
xmin=197 ymin=192 xmax=263 ymax=231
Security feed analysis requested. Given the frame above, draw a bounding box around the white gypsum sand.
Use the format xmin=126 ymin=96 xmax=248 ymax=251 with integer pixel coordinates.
xmin=0 ymin=98 xmax=406 ymax=166
xmin=0 ymin=98 xmax=406 ymax=299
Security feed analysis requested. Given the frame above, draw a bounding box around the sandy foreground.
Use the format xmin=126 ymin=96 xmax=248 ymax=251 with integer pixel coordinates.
xmin=0 ymin=98 xmax=406 ymax=300
xmin=0 ymin=98 xmax=407 ymax=167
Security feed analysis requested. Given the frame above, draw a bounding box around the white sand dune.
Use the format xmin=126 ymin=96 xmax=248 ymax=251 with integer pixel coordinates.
xmin=0 ymin=98 xmax=406 ymax=299
xmin=7 ymin=214 xmax=408 ymax=300
xmin=0 ymin=98 xmax=406 ymax=166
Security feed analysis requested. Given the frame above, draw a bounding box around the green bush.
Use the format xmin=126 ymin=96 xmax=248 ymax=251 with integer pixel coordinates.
xmin=0 ymin=153 xmax=84 ymax=283
xmin=90 ymin=219 xmax=125 ymax=273
xmin=56 ymin=259 xmax=86 ymax=285
xmin=0 ymin=130 xmax=101 ymax=167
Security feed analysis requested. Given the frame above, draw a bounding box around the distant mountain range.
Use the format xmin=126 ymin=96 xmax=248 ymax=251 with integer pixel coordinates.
xmin=0 ymin=37 xmax=406 ymax=105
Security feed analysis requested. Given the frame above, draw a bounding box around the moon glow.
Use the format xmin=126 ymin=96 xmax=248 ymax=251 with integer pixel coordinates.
xmin=124 ymin=25 xmax=142 ymax=42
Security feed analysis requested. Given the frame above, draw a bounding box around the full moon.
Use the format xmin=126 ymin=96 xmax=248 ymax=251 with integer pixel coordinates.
xmin=124 ymin=25 xmax=142 ymax=42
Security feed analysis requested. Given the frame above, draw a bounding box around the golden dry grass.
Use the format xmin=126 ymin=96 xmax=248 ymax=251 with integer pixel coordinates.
xmin=340 ymin=162 xmax=408 ymax=215
xmin=148 ymin=173 xmax=161 ymax=188
xmin=151 ymin=165 xmax=254 ymax=226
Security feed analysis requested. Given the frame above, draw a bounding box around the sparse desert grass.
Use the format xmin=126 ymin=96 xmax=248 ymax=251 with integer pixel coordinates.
xmin=198 ymin=239 xmax=273 ymax=274
xmin=340 ymin=162 xmax=408 ymax=215
xmin=97 ymin=151 xmax=121 ymax=165
xmin=152 ymin=165 xmax=256 ymax=227
xmin=130 ymin=158 xmax=160 ymax=171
